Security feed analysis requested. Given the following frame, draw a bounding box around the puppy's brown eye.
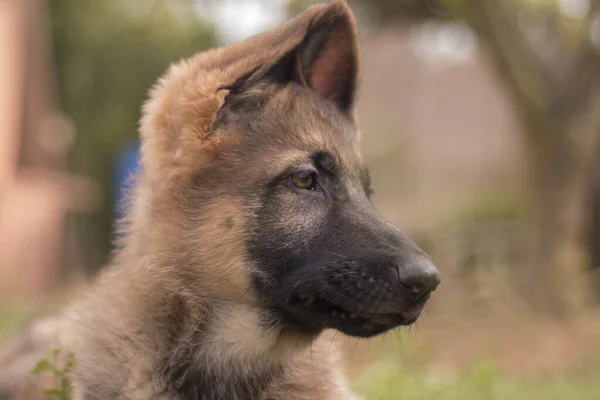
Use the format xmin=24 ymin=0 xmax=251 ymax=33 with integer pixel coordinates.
xmin=290 ymin=173 xmax=315 ymax=190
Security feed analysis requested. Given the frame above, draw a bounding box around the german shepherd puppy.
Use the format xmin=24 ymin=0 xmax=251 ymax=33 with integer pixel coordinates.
xmin=0 ymin=1 xmax=440 ymax=399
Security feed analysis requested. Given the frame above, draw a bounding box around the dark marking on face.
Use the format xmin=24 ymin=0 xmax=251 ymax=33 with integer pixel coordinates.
xmin=315 ymin=152 xmax=335 ymax=173
xmin=225 ymin=217 xmax=235 ymax=229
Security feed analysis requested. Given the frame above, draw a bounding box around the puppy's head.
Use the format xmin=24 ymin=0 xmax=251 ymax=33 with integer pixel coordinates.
xmin=138 ymin=0 xmax=439 ymax=338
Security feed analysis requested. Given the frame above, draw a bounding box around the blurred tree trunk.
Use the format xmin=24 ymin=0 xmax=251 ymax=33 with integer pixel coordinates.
xmin=587 ymin=140 xmax=600 ymax=301
xmin=453 ymin=0 xmax=600 ymax=313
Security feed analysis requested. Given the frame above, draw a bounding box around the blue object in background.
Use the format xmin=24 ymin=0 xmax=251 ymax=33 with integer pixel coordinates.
xmin=114 ymin=140 xmax=141 ymax=222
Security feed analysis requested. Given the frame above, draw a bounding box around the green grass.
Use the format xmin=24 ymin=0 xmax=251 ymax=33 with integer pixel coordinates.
xmin=355 ymin=359 xmax=600 ymax=400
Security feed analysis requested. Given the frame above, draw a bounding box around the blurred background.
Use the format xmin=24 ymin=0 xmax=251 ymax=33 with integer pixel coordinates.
xmin=1 ymin=0 xmax=600 ymax=398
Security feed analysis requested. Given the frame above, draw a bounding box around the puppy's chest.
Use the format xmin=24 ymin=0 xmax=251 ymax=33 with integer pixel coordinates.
xmin=159 ymin=356 xmax=284 ymax=400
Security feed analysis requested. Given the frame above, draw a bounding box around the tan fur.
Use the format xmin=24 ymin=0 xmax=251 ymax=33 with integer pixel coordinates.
xmin=1 ymin=1 xmax=369 ymax=399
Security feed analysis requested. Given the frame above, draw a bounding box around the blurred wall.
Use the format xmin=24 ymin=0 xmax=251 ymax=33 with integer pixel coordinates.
xmin=0 ymin=0 xmax=72 ymax=296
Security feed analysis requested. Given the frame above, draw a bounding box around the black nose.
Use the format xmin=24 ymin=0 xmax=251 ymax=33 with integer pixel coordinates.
xmin=397 ymin=256 xmax=440 ymax=295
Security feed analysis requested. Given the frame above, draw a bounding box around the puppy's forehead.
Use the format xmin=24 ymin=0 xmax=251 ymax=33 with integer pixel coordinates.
xmin=251 ymin=85 xmax=364 ymax=174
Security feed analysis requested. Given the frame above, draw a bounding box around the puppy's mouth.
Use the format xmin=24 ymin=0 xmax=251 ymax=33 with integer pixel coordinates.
xmin=285 ymin=293 xmax=425 ymax=337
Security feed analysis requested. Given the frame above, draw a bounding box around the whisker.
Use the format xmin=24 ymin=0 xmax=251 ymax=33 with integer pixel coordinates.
xmin=223 ymin=288 xmax=252 ymax=326
xmin=325 ymin=330 xmax=339 ymax=359
xmin=288 ymin=268 xmax=361 ymax=293
xmin=349 ymin=337 xmax=361 ymax=362
xmin=309 ymin=340 xmax=316 ymax=380
xmin=291 ymin=332 xmax=302 ymax=359
xmin=323 ymin=250 xmax=350 ymax=260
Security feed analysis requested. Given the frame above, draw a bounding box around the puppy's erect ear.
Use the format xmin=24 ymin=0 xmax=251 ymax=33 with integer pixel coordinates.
xmin=139 ymin=1 xmax=359 ymax=185
xmin=293 ymin=2 xmax=359 ymax=113
xmin=220 ymin=0 xmax=359 ymax=116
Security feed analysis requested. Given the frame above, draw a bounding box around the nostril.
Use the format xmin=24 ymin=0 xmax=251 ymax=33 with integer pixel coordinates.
xmin=397 ymin=257 xmax=440 ymax=294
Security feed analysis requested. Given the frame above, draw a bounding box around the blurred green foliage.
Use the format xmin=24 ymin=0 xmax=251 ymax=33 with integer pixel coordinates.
xmin=454 ymin=193 xmax=532 ymax=225
xmin=32 ymin=348 xmax=75 ymax=400
xmin=48 ymin=0 xmax=216 ymax=271
xmin=355 ymin=357 xmax=600 ymax=400
xmin=288 ymin=0 xmax=444 ymax=21
xmin=0 ymin=303 xmax=30 ymax=341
